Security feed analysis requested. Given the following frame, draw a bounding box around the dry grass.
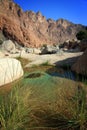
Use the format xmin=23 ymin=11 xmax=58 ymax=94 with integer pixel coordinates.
xmin=16 ymin=57 xmax=30 ymax=69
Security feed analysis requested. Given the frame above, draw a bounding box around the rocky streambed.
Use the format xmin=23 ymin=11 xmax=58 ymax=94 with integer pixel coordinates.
xmin=0 ymin=39 xmax=85 ymax=87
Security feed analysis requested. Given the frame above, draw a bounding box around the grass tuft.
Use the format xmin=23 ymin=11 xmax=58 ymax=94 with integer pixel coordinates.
xmin=16 ymin=57 xmax=29 ymax=69
xmin=40 ymin=61 xmax=51 ymax=66
xmin=0 ymin=83 xmax=31 ymax=130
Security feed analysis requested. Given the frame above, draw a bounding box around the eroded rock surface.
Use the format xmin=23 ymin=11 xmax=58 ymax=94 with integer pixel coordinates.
xmin=0 ymin=0 xmax=84 ymax=47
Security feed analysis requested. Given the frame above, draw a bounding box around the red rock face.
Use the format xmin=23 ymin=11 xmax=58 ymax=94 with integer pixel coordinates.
xmin=72 ymin=49 xmax=87 ymax=75
xmin=0 ymin=0 xmax=84 ymax=47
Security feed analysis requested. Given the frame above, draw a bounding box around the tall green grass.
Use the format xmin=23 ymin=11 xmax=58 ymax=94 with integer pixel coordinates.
xmin=0 ymin=83 xmax=31 ymax=130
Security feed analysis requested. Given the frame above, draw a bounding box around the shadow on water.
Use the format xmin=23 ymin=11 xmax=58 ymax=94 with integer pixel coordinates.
xmin=46 ymin=56 xmax=87 ymax=82
xmin=46 ymin=67 xmax=76 ymax=81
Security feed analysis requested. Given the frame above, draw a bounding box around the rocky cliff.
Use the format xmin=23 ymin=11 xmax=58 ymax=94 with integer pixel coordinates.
xmin=0 ymin=0 xmax=85 ymax=47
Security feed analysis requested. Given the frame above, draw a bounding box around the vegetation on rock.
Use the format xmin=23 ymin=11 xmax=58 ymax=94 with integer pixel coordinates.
xmin=76 ymin=27 xmax=87 ymax=40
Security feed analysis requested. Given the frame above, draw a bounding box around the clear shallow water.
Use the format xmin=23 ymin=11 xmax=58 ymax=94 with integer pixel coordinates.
xmin=50 ymin=70 xmax=87 ymax=82
xmin=49 ymin=71 xmax=76 ymax=81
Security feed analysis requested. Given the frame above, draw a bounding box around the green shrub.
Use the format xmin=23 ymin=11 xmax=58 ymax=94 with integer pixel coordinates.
xmin=76 ymin=30 xmax=87 ymax=40
xmin=40 ymin=61 xmax=50 ymax=66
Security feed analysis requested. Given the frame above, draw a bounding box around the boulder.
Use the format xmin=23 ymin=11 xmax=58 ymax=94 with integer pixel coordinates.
xmin=41 ymin=45 xmax=59 ymax=54
xmin=60 ymin=40 xmax=80 ymax=52
xmin=0 ymin=58 xmax=23 ymax=86
xmin=72 ymin=49 xmax=87 ymax=75
xmin=15 ymin=41 xmax=23 ymax=50
xmin=25 ymin=47 xmax=41 ymax=54
xmin=2 ymin=40 xmax=16 ymax=53
xmin=33 ymin=48 xmax=41 ymax=54
xmin=25 ymin=48 xmax=34 ymax=53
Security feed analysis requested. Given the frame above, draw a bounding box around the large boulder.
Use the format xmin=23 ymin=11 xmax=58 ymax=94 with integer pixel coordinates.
xmin=41 ymin=45 xmax=59 ymax=54
xmin=25 ymin=48 xmax=34 ymax=53
xmin=0 ymin=58 xmax=23 ymax=86
xmin=33 ymin=48 xmax=41 ymax=54
xmin=72 ymin=49 xmax=87 ymax=75
xmin=2 ymin=40 xmax=16 ymax=53
xmin=25 ymin=47 xmax=41 ymax=54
